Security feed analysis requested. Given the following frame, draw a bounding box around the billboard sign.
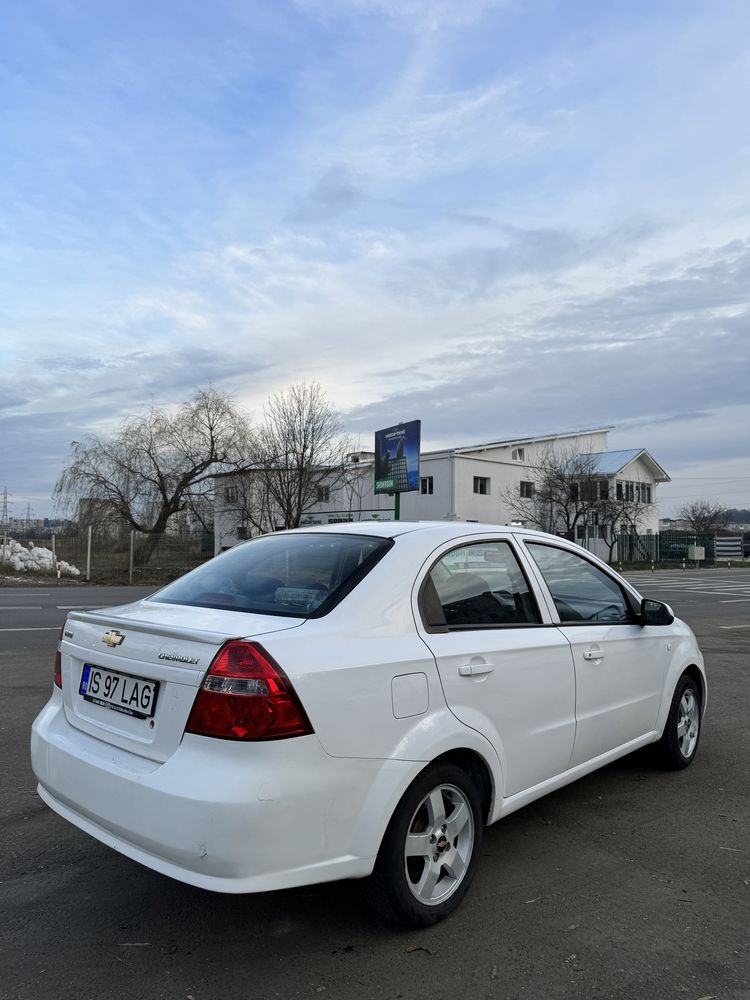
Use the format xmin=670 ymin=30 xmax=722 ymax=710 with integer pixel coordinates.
xmin=374 ymin=420 xmax=421 ymax=495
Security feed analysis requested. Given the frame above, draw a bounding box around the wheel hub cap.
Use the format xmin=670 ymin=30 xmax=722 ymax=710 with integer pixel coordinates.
xmin=677 ymin=689 xmax=699 ymax=758
xmin=403 ymin=783 xmax=475 ymax=907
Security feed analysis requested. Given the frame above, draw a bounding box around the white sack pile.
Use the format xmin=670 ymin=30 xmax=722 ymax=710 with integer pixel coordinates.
xmin=0 ymin=539 xmax=81 ymax=576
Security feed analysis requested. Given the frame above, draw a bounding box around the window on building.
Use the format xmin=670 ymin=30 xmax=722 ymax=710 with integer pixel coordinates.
xmin=614 ymin=480 xmax=652 ymax=504
xmin=224 ymin=485 xmax=238 ymax=504
xmin=420 ymin=476 xmax=434 ymax=495
xmin=581 ymin=481 xmax=598 ymax=502
xmin=316 ymin=486 xmax=330 ymax=502
xmin=520 ymin=480 xmax=535 ymax=498
xmin=511 ymin=448 xmax=525 ymax=461
xmin=599 ymin=481 xmax=609 ymax=500
xmin=473 ymin=476 xmax=490 ymax=495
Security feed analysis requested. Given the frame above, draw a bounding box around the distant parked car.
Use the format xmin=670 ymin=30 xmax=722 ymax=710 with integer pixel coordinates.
xmin=32 ymin=522 xmax=706 ymax=926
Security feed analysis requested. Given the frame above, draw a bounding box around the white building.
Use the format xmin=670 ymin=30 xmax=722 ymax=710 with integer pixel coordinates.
xmin=214 ymin=426 xmax=670 ymax=560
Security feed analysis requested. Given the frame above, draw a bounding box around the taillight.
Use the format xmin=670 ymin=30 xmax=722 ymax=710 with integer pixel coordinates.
xmin=185 ymin=641 xmax=313 ymax=741
xmin=54 ymin=625 xmax=64 ymax=688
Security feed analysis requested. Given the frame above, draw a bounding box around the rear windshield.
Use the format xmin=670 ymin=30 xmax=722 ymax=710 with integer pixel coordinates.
xmin=150 ymin=532 xmax=392 ymax=617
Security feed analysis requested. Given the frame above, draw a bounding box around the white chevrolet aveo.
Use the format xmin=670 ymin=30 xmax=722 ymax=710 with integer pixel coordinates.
xmin=32 ymin=522 xmax=706 ymax=926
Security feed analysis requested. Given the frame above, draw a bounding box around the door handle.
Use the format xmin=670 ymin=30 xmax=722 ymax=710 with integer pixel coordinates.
xmin=458 ymin=662 xmax=495 ymax=677
xmin=582 ymin=650 xmax=605 ymax=661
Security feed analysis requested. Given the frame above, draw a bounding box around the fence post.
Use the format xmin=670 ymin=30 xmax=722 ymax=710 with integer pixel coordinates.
xmin=51 ymin=532 xmax=56 ymax=562
xmin=129 ymin=531 xmax=134 ymax=585
xmin=1 ymin=531 xmax=6 ymax=565
xmin=86 ymin=525 xmax=92 ymax=582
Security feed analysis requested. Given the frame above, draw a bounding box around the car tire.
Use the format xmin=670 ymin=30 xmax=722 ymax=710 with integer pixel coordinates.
xmin=655 ymin=675 xmax=702 ymax=769
xmin=366 ymin=762 xmax=484 ymax=927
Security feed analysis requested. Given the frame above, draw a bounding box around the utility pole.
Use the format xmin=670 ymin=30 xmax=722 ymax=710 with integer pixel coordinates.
xmin=1 ymin=487 xmax=7 ymax=529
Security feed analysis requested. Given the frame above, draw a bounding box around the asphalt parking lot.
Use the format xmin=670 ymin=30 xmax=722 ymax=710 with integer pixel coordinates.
xmin=1 ymin=575 xmax=748 ymax=1000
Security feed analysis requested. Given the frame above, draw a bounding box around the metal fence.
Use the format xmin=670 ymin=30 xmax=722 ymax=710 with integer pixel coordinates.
xmin=615 ymin=532 xmax=745 ymax=566
xmin=1 ymin=529 xmax=215 ymax=586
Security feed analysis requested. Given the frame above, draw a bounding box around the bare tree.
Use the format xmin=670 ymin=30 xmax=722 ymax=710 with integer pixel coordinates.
xmin=341 ymin=462 xmax=370 ymax=522
xmin=249 ymin=382 xmax=352 ymax=530
xmin=677 ymin=499 xmax=730 ymax=534
xmin=597 ymin=492 xmax=650 ymax=563
xmin=500 ymin=446 xmax=651 ymax=562
xmin=222 ymin=470 xmax=279 ymax=539
xmin=500 ymin=447 xmax=603 ymax=538
xmin=55 ymin=388 xmax=254 ymax=561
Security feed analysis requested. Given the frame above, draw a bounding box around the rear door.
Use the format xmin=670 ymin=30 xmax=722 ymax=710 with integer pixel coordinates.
xmin=417 ymin=538 xmax=576 ymax=798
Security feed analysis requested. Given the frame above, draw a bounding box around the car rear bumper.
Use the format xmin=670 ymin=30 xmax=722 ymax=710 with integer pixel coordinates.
xmin=31 ymin=691 xmax=422 ymax=893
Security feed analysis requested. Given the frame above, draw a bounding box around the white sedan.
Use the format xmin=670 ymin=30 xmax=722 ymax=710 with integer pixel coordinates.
xmin=31 ymin=522 xmax=706 ymax=926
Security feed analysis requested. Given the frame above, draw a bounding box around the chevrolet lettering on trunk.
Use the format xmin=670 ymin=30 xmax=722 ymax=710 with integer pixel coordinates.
xmin=158 ymin=652 xmax=200 ymax=664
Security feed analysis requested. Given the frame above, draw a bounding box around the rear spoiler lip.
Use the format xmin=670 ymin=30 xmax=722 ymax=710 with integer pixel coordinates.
xmin=66 ymin=608 xmax=306 ymax=646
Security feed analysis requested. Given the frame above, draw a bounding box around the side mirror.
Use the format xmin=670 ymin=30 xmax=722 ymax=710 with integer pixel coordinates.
xmin=640 ymin=598 xmax=674 ymax=626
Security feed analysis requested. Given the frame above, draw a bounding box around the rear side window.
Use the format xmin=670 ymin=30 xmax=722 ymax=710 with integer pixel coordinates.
xmin=526 ymin=543 xmax=631 ymax=624
xmin=422 ymin=541 xmax=541 ymax=629
xmin=151 ymin=533 xmax=392 ymax=617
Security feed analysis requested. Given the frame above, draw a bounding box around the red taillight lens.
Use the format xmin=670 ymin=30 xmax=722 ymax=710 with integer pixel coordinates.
xmin=185 ymin=641 xmax=313 ymax=741
xmin=54 ymin=625 xmax=64 ymax=688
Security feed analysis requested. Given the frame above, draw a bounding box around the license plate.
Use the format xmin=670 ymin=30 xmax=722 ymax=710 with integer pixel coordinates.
xmin=79 ymin=664 xmax=159 ymax=719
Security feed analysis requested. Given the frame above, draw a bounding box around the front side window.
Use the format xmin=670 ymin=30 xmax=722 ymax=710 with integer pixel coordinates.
xmin=526 ymin=544 xmax=631 ymax=624
xmin=422 ymin=541 xmax=541 ymax=629
xmin=152 ymin=533 xmax=392 ymax=617
xmin=473 ymin=476 xmax=490 ymax=495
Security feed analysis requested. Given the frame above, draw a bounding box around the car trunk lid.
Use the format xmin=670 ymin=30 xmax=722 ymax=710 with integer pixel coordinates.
xmin=59 ymin=600 xmax=305 ymax=762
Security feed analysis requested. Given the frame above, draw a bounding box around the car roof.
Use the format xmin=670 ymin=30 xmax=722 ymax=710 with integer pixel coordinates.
xmin=284 ymin=520 xmax=559 ymax=543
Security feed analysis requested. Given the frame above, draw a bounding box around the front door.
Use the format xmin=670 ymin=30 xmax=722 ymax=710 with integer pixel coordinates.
xmin=523 ymin=542 xmax=668 ymax=767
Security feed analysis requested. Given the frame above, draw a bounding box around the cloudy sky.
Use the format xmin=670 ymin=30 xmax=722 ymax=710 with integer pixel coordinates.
xmin=2 ymin=0 xmax=749 ymax=520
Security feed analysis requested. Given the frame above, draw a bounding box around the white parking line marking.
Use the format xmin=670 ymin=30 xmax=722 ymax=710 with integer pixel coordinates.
xmin=719 ymin=598 xmax=750 ymax=603
xmin=719 ymin=624 xmax=750 ymax=629
xmin=0 ymin=626 xmax=60 ymax=632
xmin=0 ymin=606 xmax=43 ymax=610
xmin=56 ymin=605 xmax=113 ymax=609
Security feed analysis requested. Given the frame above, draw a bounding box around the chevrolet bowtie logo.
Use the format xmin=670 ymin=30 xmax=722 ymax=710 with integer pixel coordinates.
xmin=102 ymin=630 xmax=125 ymax=648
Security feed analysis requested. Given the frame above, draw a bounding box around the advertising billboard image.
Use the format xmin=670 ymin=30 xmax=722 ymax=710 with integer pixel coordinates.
xmin=374 ymin=420 xmax=421 ymax=495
